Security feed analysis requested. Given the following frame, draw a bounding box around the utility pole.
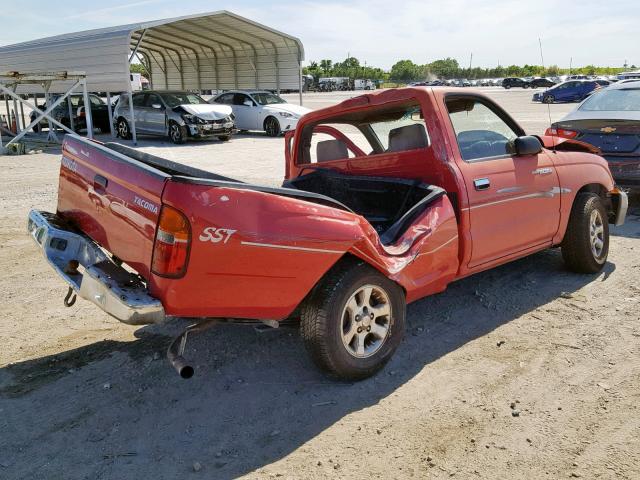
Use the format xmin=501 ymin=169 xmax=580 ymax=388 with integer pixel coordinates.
xmin=569 ymin=57 xmax=573 ymax=74
xmin=469 ymin=52 xmax=473 ymax=72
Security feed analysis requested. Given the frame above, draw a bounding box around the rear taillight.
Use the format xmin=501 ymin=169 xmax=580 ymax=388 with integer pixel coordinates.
xmin=545 ymin=127 xmax=578 ymax=139
xmin=151 ymin=205 xmax=191 ymax=278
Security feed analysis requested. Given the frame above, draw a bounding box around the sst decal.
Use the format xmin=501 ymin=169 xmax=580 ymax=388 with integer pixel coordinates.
xmin=199 ymin=227 xmax=236 ymax=244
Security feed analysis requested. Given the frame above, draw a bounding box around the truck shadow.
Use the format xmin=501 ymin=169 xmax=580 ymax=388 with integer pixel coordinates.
xmin=0 ymin=249 xmax=615 ymax=479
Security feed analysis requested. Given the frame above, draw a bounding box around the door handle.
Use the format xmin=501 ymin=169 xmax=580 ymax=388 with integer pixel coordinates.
xmin=474 ymin=178 xmax=490 ymax=191
xmin=93 ymin=174 xmax=108 ymax=190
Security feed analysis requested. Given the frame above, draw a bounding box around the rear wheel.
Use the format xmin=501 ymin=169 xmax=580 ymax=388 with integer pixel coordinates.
xmin=264 ymin=116 xmax=281 ymax=137
xmin=300 ymin=260 xmax=406 ymax=380
xmin=504 ymin=85 xmax=511 ymax=89
xmin=169 ymin=121 xmax=187 ymax=144
xmin=561 ymin=193 xmax=609 ymax=273
xmin=116 ymin=117 xmax=131 ymax=139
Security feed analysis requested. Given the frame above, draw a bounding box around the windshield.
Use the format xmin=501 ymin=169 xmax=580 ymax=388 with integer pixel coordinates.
xmin=160 ymin=92 xmax=208 ymax=108
xmin=580 ymin=89 xmax=640 ymax=111
xmin=252 ymin=92 xmax=286 ymax=105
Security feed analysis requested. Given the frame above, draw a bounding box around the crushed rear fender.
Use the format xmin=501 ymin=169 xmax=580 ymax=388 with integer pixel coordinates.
xmin=151 ymin=180 xmax=459 ymax=319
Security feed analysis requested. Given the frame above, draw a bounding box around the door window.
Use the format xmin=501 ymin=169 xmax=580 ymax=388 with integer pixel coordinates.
xmin=132 ymin=94 xmax=146 ymax=107
xmin=145 ymin=94 xmax=162 ymax=108
xmin=447 ymin=98 xmax=518 ymax=161
xmin=233 ymin=93 xmax=253 ymax=106
xmin=216 ymin=93 xmax=234 ymax=105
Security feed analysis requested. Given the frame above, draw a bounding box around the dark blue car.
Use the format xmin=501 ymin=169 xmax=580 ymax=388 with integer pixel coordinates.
xmin=532 ymin=80 xmax=600 ymax=104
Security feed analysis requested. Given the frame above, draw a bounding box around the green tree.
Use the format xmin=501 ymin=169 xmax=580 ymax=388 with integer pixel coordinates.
xmin=390 ymin=60 xmax=424 ymax=82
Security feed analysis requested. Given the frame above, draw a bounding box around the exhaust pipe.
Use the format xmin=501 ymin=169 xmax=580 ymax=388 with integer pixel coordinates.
xmin=167 ymin=333 xmax=194 ymax=379
xmin=166 ymin=319 xmax=219 ymax=379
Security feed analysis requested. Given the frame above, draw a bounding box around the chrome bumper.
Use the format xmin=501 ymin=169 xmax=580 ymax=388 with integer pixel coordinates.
xmin=611 ymin=188 xmax=628 ymax=226
xmin=27 ymin=210 xmax=165 ymax=325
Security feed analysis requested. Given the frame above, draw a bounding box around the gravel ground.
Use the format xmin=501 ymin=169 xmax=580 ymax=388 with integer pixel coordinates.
xmin=0 ymin=89 xmax=639 ymax=479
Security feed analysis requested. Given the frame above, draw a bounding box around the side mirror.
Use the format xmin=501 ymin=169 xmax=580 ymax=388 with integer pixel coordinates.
xmin=243 ymin=100 xmax=253 ymax=107
xmin=513 ymin=135 xmax=543 ymax=156
xmin=151 ymin=103 xmax=163 ymax=109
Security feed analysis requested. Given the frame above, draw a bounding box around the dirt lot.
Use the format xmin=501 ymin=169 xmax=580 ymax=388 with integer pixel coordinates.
xmin=1 ymin=89 xmax=639 ymax=479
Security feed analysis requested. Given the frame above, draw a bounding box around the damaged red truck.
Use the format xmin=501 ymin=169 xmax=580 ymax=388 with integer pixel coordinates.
xmin=28 ymin=87 xmax=628 ymax=380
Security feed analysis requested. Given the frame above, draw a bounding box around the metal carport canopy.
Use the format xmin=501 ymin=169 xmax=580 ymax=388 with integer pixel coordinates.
xmin=0 ymin=10 xmax=305 ymax=94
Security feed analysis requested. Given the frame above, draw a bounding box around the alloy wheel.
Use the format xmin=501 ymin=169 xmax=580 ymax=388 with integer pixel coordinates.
xmin=341 ymin=285 xmax=392 ymax=358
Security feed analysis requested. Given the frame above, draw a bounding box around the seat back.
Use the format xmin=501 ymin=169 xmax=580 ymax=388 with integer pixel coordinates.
xmin=388 ymin=124 xmax=429 ymax=152
xmin=316 ymin=139 xmax=348 ymax=162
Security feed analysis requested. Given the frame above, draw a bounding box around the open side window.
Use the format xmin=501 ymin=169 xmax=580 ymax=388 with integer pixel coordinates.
xmin=296 ymin=99 xmax=430 ymax=166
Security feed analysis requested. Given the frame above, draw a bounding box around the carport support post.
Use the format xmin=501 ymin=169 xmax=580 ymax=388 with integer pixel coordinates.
xmin=127 ymin=89 xmax=137 ymax=145
xmin=12 ymin=92 xmax=21 ymax=133
xmin=67 ymin=95 xmax=75 ymax=132
xmin=81 ymin=79 xmax=93 ymax=139
xmin=106 ymin=92 xmax=115 ymax=137
xmin=298 ymin=58 xmax=303 ymax=106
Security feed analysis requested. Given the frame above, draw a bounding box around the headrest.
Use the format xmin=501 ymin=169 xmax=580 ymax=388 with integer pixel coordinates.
xmin=388 ymin=124 xmax=429 ymax=152
xmin=316 ymin=139 xmax=349 ymax=162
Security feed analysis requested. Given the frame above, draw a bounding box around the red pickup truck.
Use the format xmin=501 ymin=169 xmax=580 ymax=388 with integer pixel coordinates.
xmin=29 ymin=87 xmax=627 ymax=380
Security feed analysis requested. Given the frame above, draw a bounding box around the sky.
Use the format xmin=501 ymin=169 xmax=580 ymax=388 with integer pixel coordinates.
xmin=0 ymin=0 xmax=638 ymax=70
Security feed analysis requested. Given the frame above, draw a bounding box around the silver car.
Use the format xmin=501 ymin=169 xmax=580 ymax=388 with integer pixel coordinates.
xmin=113 ymin=90 xmax=235 ymax=144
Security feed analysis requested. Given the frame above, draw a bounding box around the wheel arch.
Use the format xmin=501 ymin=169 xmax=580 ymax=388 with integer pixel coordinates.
xmin=288 ymin=252 xmax=406 ymax=322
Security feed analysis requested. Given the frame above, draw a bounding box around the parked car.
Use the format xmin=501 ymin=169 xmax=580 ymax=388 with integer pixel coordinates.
xmin=28 ymin=87 xmax=627 ymax=380
xmin=113 ymin=90 xmax=234 ymax=144
xmin=502 ymin=77 xmax=530 ymax=89
xmin=211 ymin=90 xmax=311 ymax=137
xmin=532 ymin=80 xmax=601 ymax=103
xmin=545 ymin=80 xmax=640 ymax=191
xmin=529 ymin=77 xmax=556 ymax=88
xmin=30 ymin=94 xmax=111 ymax=133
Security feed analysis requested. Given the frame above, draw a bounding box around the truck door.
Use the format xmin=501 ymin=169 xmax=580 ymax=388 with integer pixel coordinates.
xmin=446 ymin=97 xmax=561 ymax=267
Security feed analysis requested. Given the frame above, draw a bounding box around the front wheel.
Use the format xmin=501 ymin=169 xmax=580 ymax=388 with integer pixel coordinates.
xmin=300 ymin=260 xmax=406 ymax=380
xmin=543 ymin=94 xmax=555 ymax=104
xmin=264 ymin=116 xmax=281 ymax=137
xmin=169 ymin=121 xmax=187 ymax=144
xmin=217 ymin=135 xmax=231 ymax=142
xmin=561 ymin=193 xmax=609 ymax=273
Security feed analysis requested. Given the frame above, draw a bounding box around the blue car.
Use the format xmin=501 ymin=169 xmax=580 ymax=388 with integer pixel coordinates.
xmin=532 ymin=80 xmax=600 ymax=103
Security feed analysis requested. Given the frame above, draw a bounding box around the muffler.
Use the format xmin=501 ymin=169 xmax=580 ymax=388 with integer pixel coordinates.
xmin=166 ymin=319 xmax=219 ymax=379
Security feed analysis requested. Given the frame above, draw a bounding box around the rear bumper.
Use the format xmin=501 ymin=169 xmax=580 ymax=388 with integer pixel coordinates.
xmin=606 ymin=159 xmax=640 ymax=192
xmin=27 ymin=210 xmax=165 ymax=325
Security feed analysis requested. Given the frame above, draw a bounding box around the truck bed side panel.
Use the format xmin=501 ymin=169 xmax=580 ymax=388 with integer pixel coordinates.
xmin=152 ymin=181 xmax=363 ymax=319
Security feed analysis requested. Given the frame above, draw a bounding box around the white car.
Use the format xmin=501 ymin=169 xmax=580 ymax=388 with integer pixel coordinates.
xmin=211 ymin=90 xmax=311 ymax=137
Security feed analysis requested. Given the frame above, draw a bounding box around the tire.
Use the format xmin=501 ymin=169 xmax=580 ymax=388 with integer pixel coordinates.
xmin=264 ymin=116 xmax=281 ymax=137
xmin=217 ymin=135 xmax=231 ymax=142
xmin=33 ymin=123 xmax=40 ymax=133
xmin=116 ymin=117 xmax=132 ymax=140
xmin=523 ymin=84 xmax=529 ymax=89
xmin=561 ymin=193 xmax=609 ymax=274
xmin=300 ymin=259 xmax=406 ymax=380
xmin=543 ymin=94 xmax=555 ymax=104
xmin=169 ymin=121 xmax=187 ymax=144
xmin=504 ymin=85 xmax=511 ymax=89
